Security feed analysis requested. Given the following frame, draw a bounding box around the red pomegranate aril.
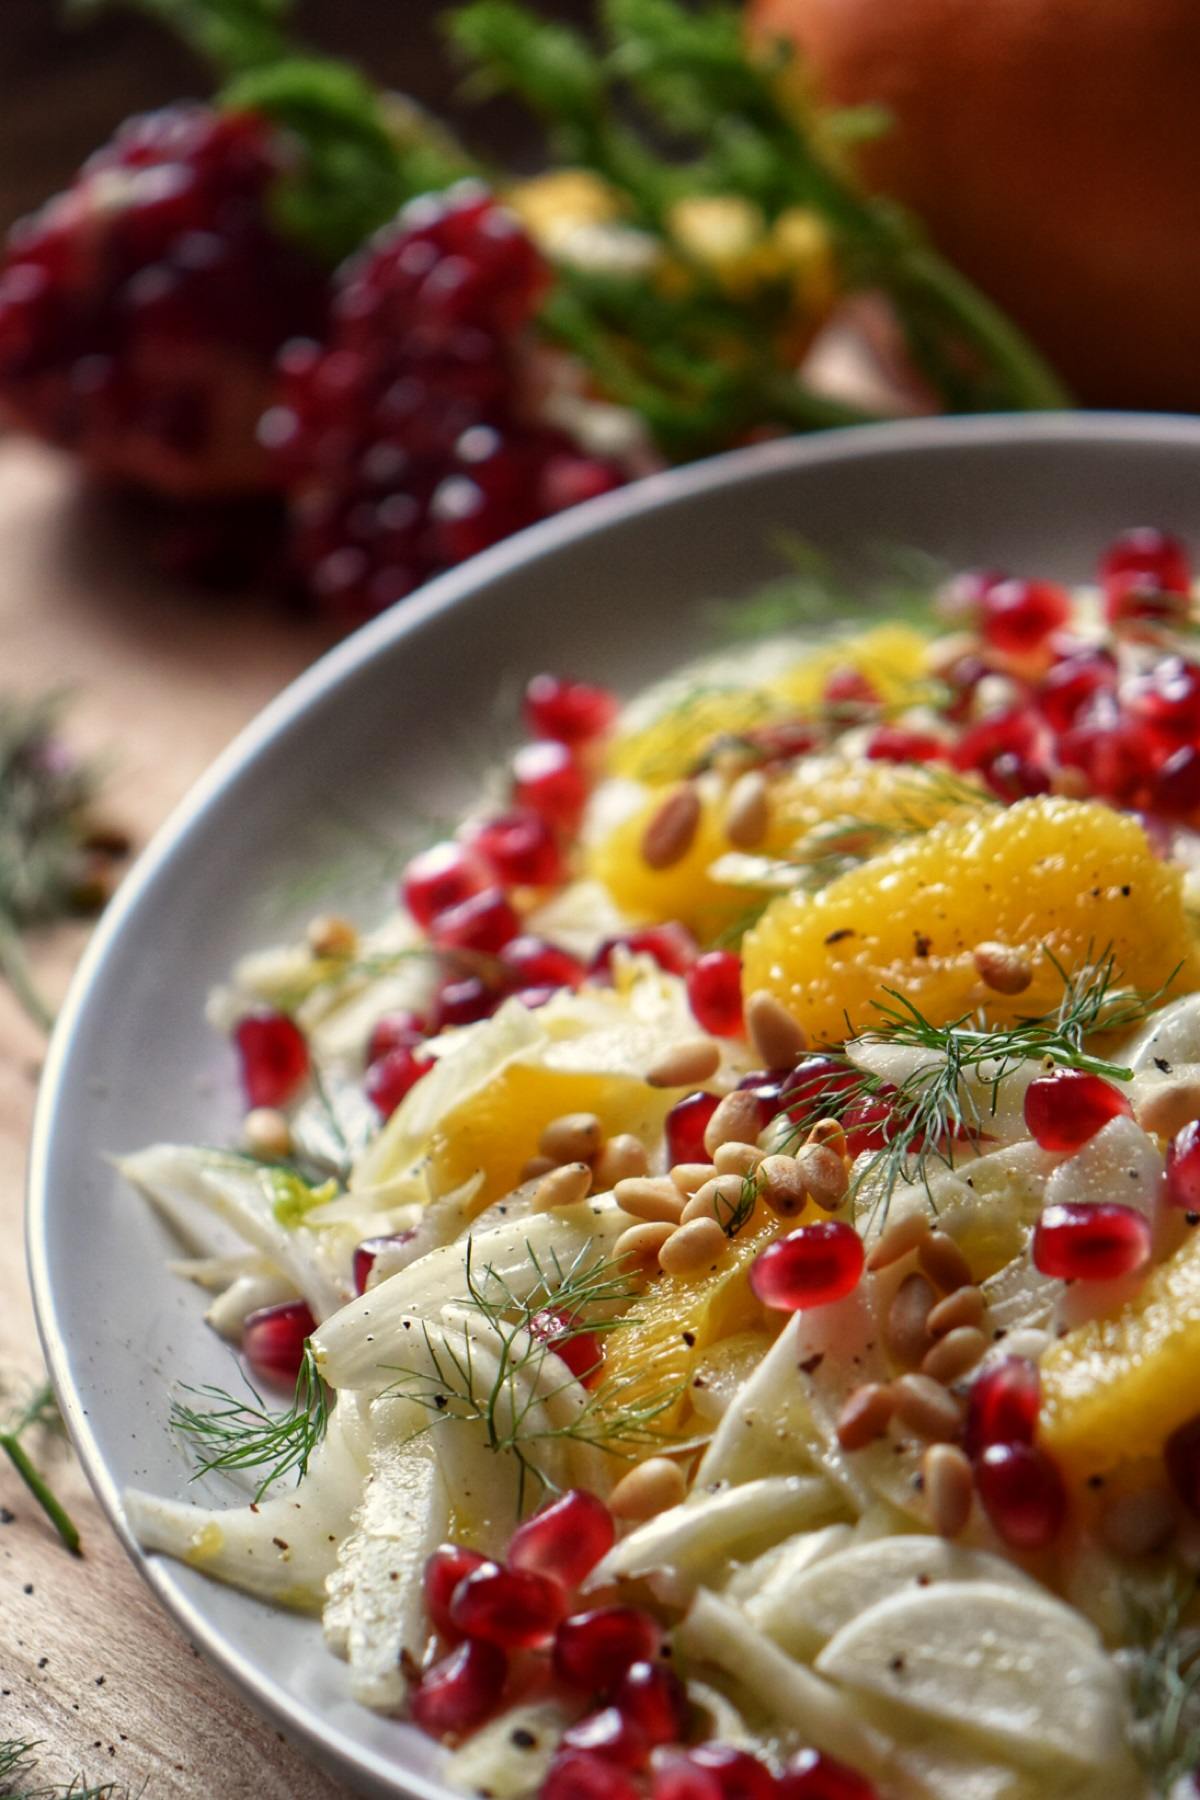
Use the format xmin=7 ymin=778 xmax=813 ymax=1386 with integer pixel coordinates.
xmin=651 ymin=1755 xmax=724 ymax=1800
xmin=1104 ymin=571 xmax=1190 ymax=630
xmin=365 ymin=1044 xmax=433 ymax=1117
xmin=842 ymin=1094 xmax=897 ymax=1156
xmin=1035 ymin=648 xmax=1117 ymax=732
xmin=974 ymin=1442 xmax=1066 ymax=1550
xmin=242 ymin=1299 xmax=316 ymax=1388
xmin=777 ymin=1057 xmax=861 ymax=1124
xmin=1152 ymin=744 xmax=1200 ymax=818
xmin=964 ymin=1357 xmax=1041 ymax=1459
xmin=979 ymin=577 xmax=1071 ymax=656
xmin=234 ymin=1009 xmax=310 ymax=1108
xmin=984 ymin=751 xmax=1051 ymax=802
xmin=611 ymin=1662 xmax=688 ymax=1747
xmin=589 ymin=924 xmax=698 ymax=980
xmin=529 ymin=1309 xmax=604 ymax=1386
xmin=448 ymin=1560 xmax=567 ymax=1648
xmin=512 ymin=984 xmax=558 ymax=1009
xmin=507 ymin=1488 xmax=614 ymax=1588
xmin=1168 ymin=1121 xmax=1200 ymax=1210
xmin=403 ymin=840 xmax=491 ymax=927
xmin=431 ymin=885 xmax=520 ymax=954
xmin=501 ymin=935 xmax=586 ymax=990
xmin=410 ymin=1637 xmax=507 ymax=1739
xmin=1057 ymin=702 xmax=1157 ymax=804
xmin=513 ymin=740 xmax=589 ymax=834
xmin=864 ymin=725 xmax=944 ymax=763
xmin=665 ymin=1090 xmax=721 ymax=1165
xmin=750 ymin=1221 xmax=864 ymax=1312
xmin=366 ymin=1009 xmax=426 ymax=1064
xmin=1165 ymin=1415 xmax=1200 ymax=1515
xmin=433 ymin=974 xmax=498 ymax=1029
xmin=526 ymin=674 xmax=619 ymax=745
xmin=778 ymin=1750 xmax=878 ymax=1800
xmin=562 ymin=1709 xmax=649 ymax=1771
xmin=823 ymin=666 xmax=879 ymax=709
xmin=951 ymin=707 xmax=1039 ymax=774
xmin=1023 ymin=1068 xmax=1132 ymax=1151
xmin=1101 ymin=527 xmax=1191 ymax=599
xmin=687 ymin=1745 xmax=777 ymax=1800
xmin=353 ymin=1229 xmax=415 ymax=1295
xmin=472 ymin=808 xmax=565 ymax=887
xmin=1032 ymin=1201 xmax=1151 ymax=1282
xmin=424 ymin=1542 xmax=488 ymax=1637
xmin=553 ymin=1607 xmax=664 ymax=1691
xmin=542 ymin=1753 xmax=640 ymax=1800
xmin=686 ymin=951 xmax=744 ymax=1037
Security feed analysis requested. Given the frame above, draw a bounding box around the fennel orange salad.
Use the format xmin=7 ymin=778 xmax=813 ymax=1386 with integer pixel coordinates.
xmin=124 ymin=528 xmax=1200 ymax=1800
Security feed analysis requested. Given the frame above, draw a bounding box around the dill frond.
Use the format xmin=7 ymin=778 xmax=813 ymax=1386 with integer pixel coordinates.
xmin=171 ymin=1341 xmax=328 ymax=1503
xmin=0 ymin=1380 xmax=80 ymax=1556
xmin=1126 ymin=1575 xmax=1200 ymax=1793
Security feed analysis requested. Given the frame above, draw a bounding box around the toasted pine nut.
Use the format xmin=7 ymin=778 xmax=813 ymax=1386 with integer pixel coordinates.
xmin=519 ymin=1154 xmax=557 ymax=1182
xmin=539 ymin=1111 xmax=604 ymax=1163
xmin=641 ymin=784 xmax=701 ymax=869
xmin=885 ymin=1273 xmax=937 ymax=1368
xmin=919 ymin=1231 xmax=973 ymax=1294
xmin=533 ymin=1161 xmax=593 ymax=1210
xmin=1136 ymin=1078 xmax=1200 ymax=1139
xmin=757 ymin=1153 xmax=809 ymax=1218
xmin=646 ymin=1037 xmax=721 ymax=1089
xmin=724 ymin=770 xmax=770 ymax=849
xmin=807 ymin=1117 xmax=847 ymax=1157
xmin=713 ymin=1141 xmax=765 ymax=1178
xmin=972 ymin=941 xmax=1033 ymax=996
xmin=703 ymin=1089 xmax=763 ymax=1157
xmin=889 ymin=1373 xmax=964 ymax=1442
xmin=1050 ymin=765 xmax=1091 ymax=800
xmin=866 ymin=1211 xmax=931 ymax=1272
xmin=923 ymin=1444 xmax=973 ymax=1538
xmin=744 ymin=989 xmax=809 ymax=1070
xmin=307 ymin=913 xmax=358 ymax=959
xmin=658 ymin=1216 xmax=728 ymax=1275
xmin=835 ymin=1382 xmax=894 ymax=1451
xmin=243 ymin=1107 xmax=293 ymax=1161
xmin=1100 ymin=1486 xmax=1177 ymax=1558
xmin=592 ymin=1133 xmax=649 ymax=1189
xmin=670 ymin=1161 xmax=717 ymax=1195
xmin=681 ymin=1173 xmax=748 ymax=1228
xmin=615 ymin=1220 xmax=677 ymax=1262
xmin=921 ymin=1325 xmax=987 ymax=1384
xmin=614 ymin=1176 xmax=685 ymax=1225
xmin=927 ymin=1285 xmax=986 ymax=1338
xmin=794 ymin=1143 xmax=848 ymax=1211
xmin=610 ymin=1456 xmax=687 ymax=1520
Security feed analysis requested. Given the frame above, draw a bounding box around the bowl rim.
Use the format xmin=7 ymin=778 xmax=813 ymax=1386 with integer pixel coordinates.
xmin=26 ymin=408 xmax=1200 ymax=1795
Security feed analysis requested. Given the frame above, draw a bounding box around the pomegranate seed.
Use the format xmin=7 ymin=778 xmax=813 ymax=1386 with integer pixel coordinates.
xmin=823 ymin=666 xmax=879 ymax=709
xmin=431 ymin=886 xmax=520 ymax=954
xmin=512 ymin=984 xmax=558 ymax=1009
xmin=501 ymin=935 xmax=586 ymax=990
xmin=750 ymin=1222 xmax=864 ymax=1311
xmin=864 ymin=725 xmax=944 ymax=763
xmin=1057 ymin=701 xmax=1158 ymax=805
xmin=842 ymin=1094 xmax=897 ymax=1156
xmin=410 ymin=1637 xmax=507 ymax=1739
xmin=562 ymin=1709 xmax=649 ymax=1771
xmin=686 ymin=951 xmax=744 ymax=1037
xmin=366 ymin=1009 xmax=425 ymax=1064
xmin=777 ymin=1057 xmax=861 ymax=1122
xmin=964 ymin=1357 xmax=1041 ymax=1459
xmin=1167 ymin=1121 xmax=1200 ymax=1209
xmin=778 ymin=1751 xmax=878 ymax=1800
xmin=665 ymin=1091 xmax=721 ymax=1165
xmin=951 ymin=706 xmax=1040 ymax=773
xmin=542 ymin=1753 xmax=640 ymax=1800
xmin=1031 ymin=1201 xmax=1151 ymax=1281
xmin=448 ymin=1560 xmax=566 ymax=1648
xmin=687 ymin=1745 xmax=777 ymax=1800
xmin=423 ymin=1542 xmax=487 ymax=1636
xmin=1165 ymin=1415 xmax=1200 ymax=1514
xmin=471 ymin=808 xmax=565 ymax=887
xmin=1152 ymin=745 xmax=1200 ymax=818
xmin=507 ymin=1488 xmax=614 ymax=1588
xmin=611 ymin=1661 xmax=688 ymax=1746
xmin=432 ymin=975 xmax=497 ymax=1029
xmin=1035 ymin=649 xmax=1116 ymax=732
xmin=233 ymin=1010 xmax=309 ymax=1108
xmin=589 ymin=925 xmax=697 ymax=980
xmin=525 ymin=674 xmax=619 ymax=744
xmin=403 ymin=841 xmax=491 ymax=927
xmin=979 ymin=578 xmax=1071 ymax=656
xmin=529 ymin=1309 xmax=604 ymax=1386
xmin=1126 ymin=657 xmax=1200 ymax=743
xmin=974 ymin=1442 xmax=1066 ymax=1550
xmin=652 ymin=1756 xmax=724 ymax=1800
xmin=364 ymin=1044 xmax=432 ymax=1117
xmin=513 ymin=740 xmax=588 ymax=833
xmin=940 ymin=649 xmax=990 ymax=723
xmin=1101 ymin=527 xmax=1191 ymax=599
xmin=242 ymin=1300 xmax=315 ymax=1387
xmin=353 ymin=1228 xmax=415 ymax=1295
xmin=554 ymin=1607 xmax=663 ymax=1691
xmin=1023 ymin=1068 xmax=1132 ymax=1151
xmin=1104 ymin=572 xmax=1190 ymax=630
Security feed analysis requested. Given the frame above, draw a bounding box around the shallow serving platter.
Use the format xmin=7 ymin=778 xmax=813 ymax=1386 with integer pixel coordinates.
xmin=28 ymin=413 xmax=1200 ymax=1797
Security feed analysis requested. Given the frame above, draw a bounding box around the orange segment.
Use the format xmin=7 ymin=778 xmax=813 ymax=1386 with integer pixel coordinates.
xmin=742 ymin=796 xmax=1200 ymax=1044
xmin=769 ymin=624 xmax=932 ymax=713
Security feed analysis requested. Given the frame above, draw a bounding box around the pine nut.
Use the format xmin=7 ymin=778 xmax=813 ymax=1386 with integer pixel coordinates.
xmin=703 ymin=1089 xmax=763 ymax=1157
xmin=757 ymin=1153 xmax=809 ymax=1218
xmin=670 ymin=1161 xmax=717 ymax=1195
xmin=307 ymin=913 xmax=358 ymax=959
xmin=972 ymin=941 xmax=1033 ymax=996
xmin=681 ymin=1173 xmax=749 ymax=1228
xmin=519 ymin=1154 xmax=557 ymax=1182
xmin=1136 ymin=1078 xmax=1200 ymax=1139
xmin=919 ymin=1231 xmax=973 ymax=1294
xmin=807 ymin=1118 xmax=847 ymax=1158
xmin=533 ymin=1162 xmax=593 ymax=1210
xmin=923 ymin=1444 xmax=973 ymax=1538
xmin=794 ymin=1143 xmax=848 ymax=1210
xmin=885 ymin=1273 xmax=937 ymax=1368
xmin=1100 ymin=1486 xmax=1176 ymax=1558
xmin=714 ymin=1141 xmax=765 ymax=1178
xmin=592 ymin=1133 xmax=649 ymax=1189
xmin=641 ymin=783 xmax=702 ymax=869
xmin=744 ymin=990 xmax=809 ymax=1070
xmin=615 ymin=1176 xmax=686 ymax=1223
xmin=1050 ymin=765 xmax=1091 ymax=800
xmin=724 ymin=770 xmax=770 ymax=849
xmin=889 ymin=1373 xmax=964 ymax=1442
xmin=539 ymin=1111 xmax=604 ymax=1162
xmin=927 ymin=1285 xmax=986 ymax=1338
xmin=646 ymin=1037 xmax=721 ymax=1089
xmin=243 ymin=1107 xmax=293 ymax=1160
xmin=866 ymin=1210 xmax=931 ymax=1271
xmin=835 ymin=1382 xmax=893 ymax=1451
xmin=921 ymin=1325 xmax=987 ymax=1383
xmin=610 ymin=1456 xmax=687 ymax=1520
xmin=658 ymin=1216 xmax=727 ymax=1276
xmin=615 ymin=1220 xmax=677 ymax=1262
